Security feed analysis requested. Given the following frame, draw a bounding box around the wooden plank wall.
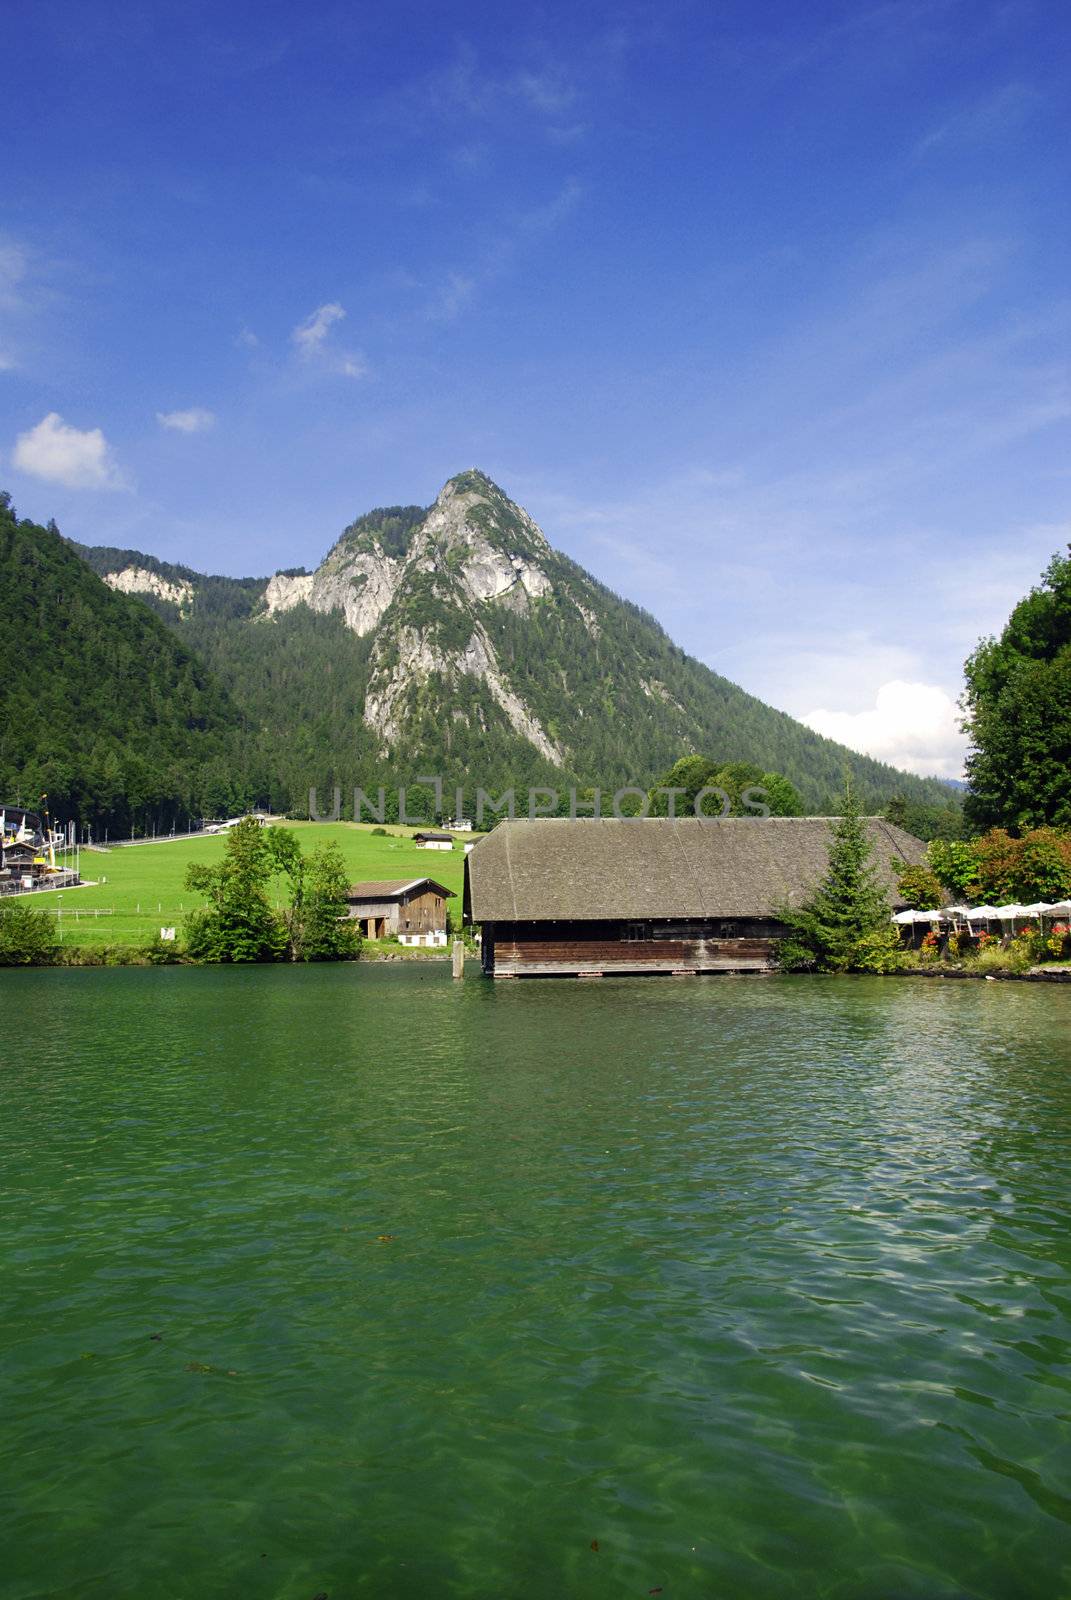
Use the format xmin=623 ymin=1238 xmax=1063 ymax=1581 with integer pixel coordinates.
xmin=494 ymin=937 xmax=775 ymax=975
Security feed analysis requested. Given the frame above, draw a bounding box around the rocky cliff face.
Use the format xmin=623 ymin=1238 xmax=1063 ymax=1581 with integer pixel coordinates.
xmin=103 ymin=566 xmax=194 ymax=611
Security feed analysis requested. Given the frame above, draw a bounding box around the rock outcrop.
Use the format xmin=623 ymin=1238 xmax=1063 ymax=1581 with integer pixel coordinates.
xmin=103 ymin=567 xmax=194 ymax=610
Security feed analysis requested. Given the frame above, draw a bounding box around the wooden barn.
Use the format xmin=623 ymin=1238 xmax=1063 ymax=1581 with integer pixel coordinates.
xmin=345 ymin=878 xmax=451 ymax=946
xmin=463 ymin=816 xmax=925 ymax=978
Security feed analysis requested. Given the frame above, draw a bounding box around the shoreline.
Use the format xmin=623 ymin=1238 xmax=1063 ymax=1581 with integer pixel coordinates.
xmin=3 ymin=953 xmax=1068 ymax=980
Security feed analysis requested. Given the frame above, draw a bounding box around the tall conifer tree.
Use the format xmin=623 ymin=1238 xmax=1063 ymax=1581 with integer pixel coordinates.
xmin=777 ymin=782 xmax=902 ymax=972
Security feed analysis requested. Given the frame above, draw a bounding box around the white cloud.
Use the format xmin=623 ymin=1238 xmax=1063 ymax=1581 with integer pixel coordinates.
xmin=802 ymin=680 xmax=966 ymax=779
xmin=290 ymin=302 xmax=367 ymax=377
xmin=0 ymin=351 xmax=15 ymax=372
xmin=234 ymin=327 xmax=259 ymax=349
xmin=156 ymin=406 xmax=215 ymax=433
xmin=12 ymin=412 xmax=125 ymax=490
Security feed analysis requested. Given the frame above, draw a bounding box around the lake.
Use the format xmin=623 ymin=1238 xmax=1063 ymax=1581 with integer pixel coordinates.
xmin=2 ymin=966 xmax=1069 ymax=1599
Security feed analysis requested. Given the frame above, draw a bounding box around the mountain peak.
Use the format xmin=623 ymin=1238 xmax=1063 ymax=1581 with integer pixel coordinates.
xmin=432 ymin=469 xmax=549 ymax=559
xmin=441 ymin=467 xmax=502 ymax=498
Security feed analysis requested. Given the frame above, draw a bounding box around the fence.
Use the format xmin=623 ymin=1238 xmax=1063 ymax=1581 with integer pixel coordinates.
xmin=36 ymin=906 xmax=187 ymax=943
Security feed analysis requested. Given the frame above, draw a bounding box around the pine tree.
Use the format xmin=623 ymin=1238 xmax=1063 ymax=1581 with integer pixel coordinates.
xmin=777 ymin=782 xmax=903 ymax=973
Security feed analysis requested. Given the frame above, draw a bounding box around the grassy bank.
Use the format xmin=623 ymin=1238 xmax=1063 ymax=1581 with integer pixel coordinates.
xmin=17 ymin=822 xmax=469 ymax=950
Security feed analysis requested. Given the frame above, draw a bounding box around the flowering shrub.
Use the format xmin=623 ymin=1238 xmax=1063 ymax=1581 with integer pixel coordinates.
xmin=1010 ymin=928 xmax=1045 ymax=967
xmin=1048 ymin=922 xmax=1070 ymax=960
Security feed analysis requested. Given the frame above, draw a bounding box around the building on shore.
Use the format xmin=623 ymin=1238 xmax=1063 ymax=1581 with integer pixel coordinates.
xmin=1 ymin=805 xmax=80 ymax=895
xmin=464 ymin=816 xmax=925 ymax=978
xmin=413 ymin=830 xmax=455 ymax=851
xmin=345 ymin=878 xmax=451 ymax=946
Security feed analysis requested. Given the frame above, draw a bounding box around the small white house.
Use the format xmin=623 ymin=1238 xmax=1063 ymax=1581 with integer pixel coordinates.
xmin=413 ymin=831 xmax=454 ymax=851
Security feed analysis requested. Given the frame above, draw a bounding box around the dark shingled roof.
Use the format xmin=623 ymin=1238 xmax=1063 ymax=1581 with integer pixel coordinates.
xmin=347 ymin=877 xmax=451 ymax=902
xmin=464 ymin=817 xmax=926 ymax=922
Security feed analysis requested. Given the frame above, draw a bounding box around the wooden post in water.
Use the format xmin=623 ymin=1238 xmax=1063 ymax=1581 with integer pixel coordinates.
xmin=452 ymin=939 xmax=465 ymax=979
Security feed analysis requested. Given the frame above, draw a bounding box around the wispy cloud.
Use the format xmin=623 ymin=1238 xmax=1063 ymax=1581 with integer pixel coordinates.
xmin=913 ymin=81 xmax=1042 ymax=159
xmin=234 ymin=327 xmax=259 ymax=349
xmin=0 ymin=239 xmax=28 ymax=310
xmin=201 ymin=33 xmax=290 ymax=79
xmin=157 ymin=406 xmax=215 ymax=433
xmin=512 ymin=64 xmax=579 ymax=117
xmin=450 ymin=142 xmax=492 ymax=175
xmin=290 ymin=302 xmax=367 ymax=378
xmin=0 ymin=237 xmax=31 ymax=370
xmin=380 ymin=39 xmax=588 ymax=143
xmin=420 ymin=178 xmax=584 ymax=322
xmin=425 ymin=273 xmax=478 ymax=323
xmin=292 ymin=301 xmax=345 ymax=356
xmin=13 ymin=412 xmax=126 ymax=490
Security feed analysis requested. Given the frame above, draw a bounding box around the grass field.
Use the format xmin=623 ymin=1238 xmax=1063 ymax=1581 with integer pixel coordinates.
xmin=24 ymin=823 xmax=470 ymax=949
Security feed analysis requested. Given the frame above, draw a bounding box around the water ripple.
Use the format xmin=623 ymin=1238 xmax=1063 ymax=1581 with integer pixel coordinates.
xmin=0 ymin=966 xmax=1069 ymax=1599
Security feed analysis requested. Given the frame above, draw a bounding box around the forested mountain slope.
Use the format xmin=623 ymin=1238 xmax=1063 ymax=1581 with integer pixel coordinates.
xmin=0 ymin=494 xmax=245 ymax=828
xmin=71 ymin=471 xmax=955 ymax=816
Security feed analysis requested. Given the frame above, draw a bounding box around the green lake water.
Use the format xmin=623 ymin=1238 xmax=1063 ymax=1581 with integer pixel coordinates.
xmin=1 ymin=966 xmax=1069 ymax=1600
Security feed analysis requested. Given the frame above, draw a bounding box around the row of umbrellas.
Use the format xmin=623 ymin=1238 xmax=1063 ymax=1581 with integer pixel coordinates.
xmin=894 ymin=902 xmax=1071 ymax=925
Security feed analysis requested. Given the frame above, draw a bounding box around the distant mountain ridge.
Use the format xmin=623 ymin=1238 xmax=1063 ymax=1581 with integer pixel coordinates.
xmin=70 ymin=469 xmax=955 ymax=816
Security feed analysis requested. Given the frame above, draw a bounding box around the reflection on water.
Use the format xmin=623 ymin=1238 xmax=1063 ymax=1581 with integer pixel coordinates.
xmin=1 ymin=966 xmax=1069 ymax=1598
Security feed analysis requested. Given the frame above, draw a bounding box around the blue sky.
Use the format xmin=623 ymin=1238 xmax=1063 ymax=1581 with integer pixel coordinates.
xmin=3 ymin=0 xmax=1069 ymax=777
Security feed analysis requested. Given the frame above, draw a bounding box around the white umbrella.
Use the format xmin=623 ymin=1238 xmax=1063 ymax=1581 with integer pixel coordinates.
xmin=966 ymin=905 xmax=1000 ymax=920
xmin=1047 ymin=901 xmax=1071 ymax=917
xmin=917 ymin=908 xmax=947 ymax=922
xmin=893 ymin=910 xmax=916 ymax=925
xmin=995 ymin=905 xmax=1027 ymax=921
xmin=1022 ymin=902 xmax=1054 ymax=917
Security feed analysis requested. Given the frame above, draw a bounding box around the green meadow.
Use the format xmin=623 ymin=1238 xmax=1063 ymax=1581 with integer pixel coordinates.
xmin=27 ymin=823 xmax=468 ymax=949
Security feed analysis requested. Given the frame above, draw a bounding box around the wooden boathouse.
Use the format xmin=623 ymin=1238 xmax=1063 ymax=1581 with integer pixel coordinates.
xmin=463 ymin=816 xmax=925 ymax=978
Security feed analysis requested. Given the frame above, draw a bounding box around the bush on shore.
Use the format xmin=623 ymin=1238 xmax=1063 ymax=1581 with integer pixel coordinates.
xmin=906 ymin=922 xmax=1068 ymax=975
xmin=183 ymin=818 xmax=360 ymax=963
xmin=0 ymin=898 xmax=59 ymax=965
